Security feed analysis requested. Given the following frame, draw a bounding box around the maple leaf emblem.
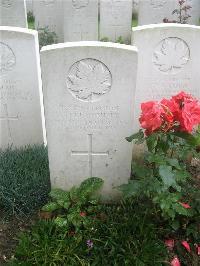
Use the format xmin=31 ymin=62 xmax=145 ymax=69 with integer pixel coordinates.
xmin=67 ymin=59 xmax=112 ymax=102
xmin=0 ymin=0 xmax=13 ymax=8
xmin=72 ymin=0 xmax=89 ymax=9
xmin=153 ymin=37 xmax=190 ymax=74
xmin=151 ymin=0 xmax=167 ymax=8
xmin=0 ymin=43 xmax=16 ymax=75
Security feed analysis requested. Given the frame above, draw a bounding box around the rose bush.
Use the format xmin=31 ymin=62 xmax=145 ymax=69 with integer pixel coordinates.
xmin=119 ymin=91 xmax=200 ymax=265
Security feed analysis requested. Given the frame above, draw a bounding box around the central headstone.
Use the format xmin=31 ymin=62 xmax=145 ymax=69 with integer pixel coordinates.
xmin=100 ymin=0 xmax=133 ymax=44
xmin=64 ymin=0 xmax=98 ymax=41
xmin=41 ymin=42 xmax=138 ymax=200
xmin=0 ymin=26 xmax=44 ymax=149
xmin=0 ymin=0 xmax=27 ymax=27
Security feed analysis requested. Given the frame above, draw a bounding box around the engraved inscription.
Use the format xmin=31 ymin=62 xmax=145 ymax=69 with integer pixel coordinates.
xmin=56 ymin=105 xmax=124 ymax=130
xmin=150 ymin=0 xmax=167 ymax=8
xmin=67 ymin=59 xmax=112 ymax=102
xmin=111 ymin=0 xmax=124 ymax=19
xmin=40 ymin=0 xmax=55 ymax=6
xmin=0 ymin=42 xmax=16 ymax=75
xmin=153 ymin=37 xmax=190 ymax=74
xmin=72 ymin=0 xmax=89 ymax=9
xmin=0 ymin=0 xmax=13 ymax=8
xmin=0 ymin=79 xmax=33 ymax=101
xmin=71 ymin=134 xmax=109 ymax=177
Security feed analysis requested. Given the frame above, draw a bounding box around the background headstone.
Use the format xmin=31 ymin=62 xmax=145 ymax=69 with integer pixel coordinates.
xmin=26 ymin=0 xmax=33 ymax=13
xmin=64 ymin=0 xmax=98 ymax=41
xmin=33 ymin=0 xmax=63 ymax=42
xmin=41 ymin=42 xmax=138 ymax=200
xmin=138 ymin=0 xmax=200 ymax=26
xmin=100 ymin=0 xmax=133 ymax=44
xmin=187 ymin=0 xmax=200 ymax=26
xmin=132 ymin=24 xmax=200 ymax=131
xmin=133 ymin=0 xmax=139 ymax=16
xmin=0 ymin=27 xmax=44 ymax=149
xmin=0 ymin=0 xmax=27 ymax=28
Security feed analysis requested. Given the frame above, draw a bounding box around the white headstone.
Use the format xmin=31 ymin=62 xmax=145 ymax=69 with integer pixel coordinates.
xmin=132 ymin=24 xmax=200 ymax=131
xmin=33 ymin=0 xmax=63 ymax=42
xmin=0 ymin=0 xmax=27 ymax=28
xmin=64 ymin=0 xmax=98 ymax=42
xmin=188 ymin=0 xmax=200 ymax=25
xmin=0 ymin=27 xmax=44 ymax=149
xmin=100 ymin=0 xmax=133 ymax=44
xmin=41 ymin=42 xmax=138 ymax=200
xmin=133 ymin=0 xmax=139 ymax=16
xmin=26 ymin=0 xmax=33 ymax=13
xmin=138 ymin=0 xmax=200 ymax=26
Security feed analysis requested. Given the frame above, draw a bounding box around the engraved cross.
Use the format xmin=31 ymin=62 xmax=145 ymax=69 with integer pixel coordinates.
xmin=71 ymin=134 xmax=109 ymax=177
xmin=73 ymin=24 xmax=89 ymax=40
xmin=0 ymin=103 xmax=18 ymax=140
xmin=111 ymin=24 xmax=123 ymax=41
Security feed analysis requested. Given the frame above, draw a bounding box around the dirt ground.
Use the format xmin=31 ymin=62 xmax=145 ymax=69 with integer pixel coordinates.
xmin=0 ymin=211 xmax=36 ymax=265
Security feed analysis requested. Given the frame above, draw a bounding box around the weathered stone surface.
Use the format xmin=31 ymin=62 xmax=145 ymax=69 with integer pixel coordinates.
xmin=100 ymin=0 xmax=133 ymax=44
xmin=41 ymin=42 xmax=138 ymax=200
xmin=33 ymin=0 xmax=63 ymax=42
xmin=0 ymin=0 xmax=27 ymax=27
xmin=26 ymin=0 xmax=33 ymax=13
xmin=0 ymin=27 xmax=44 ymax=149
xmin=138 ymin=0 xmax=200 ymax=26
xmin=64 ymin=0 xmax=98 ymax=41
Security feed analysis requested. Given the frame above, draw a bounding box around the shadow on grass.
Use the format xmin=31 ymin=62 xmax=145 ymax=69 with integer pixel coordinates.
xmin=0 ymin=145 xmax=50 ymax=217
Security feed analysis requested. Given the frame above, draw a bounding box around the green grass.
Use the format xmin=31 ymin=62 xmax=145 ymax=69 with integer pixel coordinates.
xmin=10 ymin=200 xmax=168 ymax=266
xmin=0 ymin=145 xmax=50 ymax=216
xmin=132 ymin=18 xmax=138 ymax=27
xmin=28 ymin=20 xmax=35 ymax=30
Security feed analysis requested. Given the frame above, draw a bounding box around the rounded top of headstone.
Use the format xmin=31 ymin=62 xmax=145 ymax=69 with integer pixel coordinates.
xmin=40 ymin=41 xmax=138 ymax=53
xmin=132 ymin=23 xmax=200 ymax=33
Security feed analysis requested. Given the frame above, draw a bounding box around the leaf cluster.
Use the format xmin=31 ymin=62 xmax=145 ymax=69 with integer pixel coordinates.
xmin=41 ymin=177 xmax=104 ymax=230
xmin=120 ymin=130 xmax=200 ymax=223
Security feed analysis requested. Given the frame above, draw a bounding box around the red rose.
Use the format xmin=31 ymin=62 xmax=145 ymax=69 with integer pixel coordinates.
xmin=179 ymin=202 xmax=191 ymax=209
xmin=171 ymin=256 xmax=181 ymax=266
xmin=165 ymin=239 xmax=175 ymax=250
xmin=181 ymin=241 xmax=191 ymax=252
xmin=139 ymin=101 xmax=163 ymax=135
xmin=80 ymin=212 xmax=86 ymax=217
xmin=179 ymin=100 xmax=200 ymax=132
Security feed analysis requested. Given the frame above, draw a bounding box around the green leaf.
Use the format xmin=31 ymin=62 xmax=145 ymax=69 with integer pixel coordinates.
xmin=54 ymin=217 xmax=68 ymax=227
xmin=41 ymin=202 xmax=60 ymax=212
xmin=77 ymin=177 xmax=104 ymax=200
xmin=159 ymin=165 xmax=176 ymax=188
xmin=49 ymin=189 xmax=70 ymax=202
xmin=147 ymin=153 xmax=165 ymax=165
xmin=125 ymin=130 xmax=144 ymax=143
xmin=146 ymin=133 xmax=159 ymax=153
xmin=171 ymin=220 xmax=180 ymax=230
xmin=132 ymin=163 xmax=150 ymax=178
xmin=118 ymin=180 xmax=141 ymax=198
xmin=166 ymin=158 xmax=181 ymax=170
xmin=172 ymin=132 xmax=200 ymax=146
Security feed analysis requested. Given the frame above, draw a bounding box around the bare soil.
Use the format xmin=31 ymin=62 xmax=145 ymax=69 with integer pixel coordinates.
xmin=0 ymin=211 xmax=36 ymax=265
